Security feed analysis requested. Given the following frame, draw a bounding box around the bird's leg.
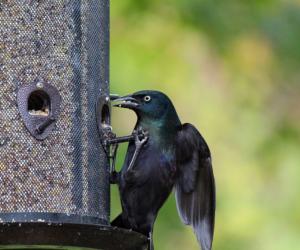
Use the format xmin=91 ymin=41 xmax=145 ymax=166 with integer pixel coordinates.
xmin=127 ymin=129 xmax=149 ymax=172
xmin=100 ymin=126 xmax=120 ymax=184
xmin=103 ymin=128 xmax=148 ymax=183
xmin=105 ymin=133 xmax=145 ymax=145
xmin=109 ymin=143 xmax=119 ymax=184
xmin=102 ymin=126 xmax=148 ymax=182
xmin=110 ymin=143 xmax=118 ymax=173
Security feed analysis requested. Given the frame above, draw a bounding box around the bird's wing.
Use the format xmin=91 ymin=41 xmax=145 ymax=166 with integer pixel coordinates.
xmin=175 ymin=123 xmax=215 ymax=250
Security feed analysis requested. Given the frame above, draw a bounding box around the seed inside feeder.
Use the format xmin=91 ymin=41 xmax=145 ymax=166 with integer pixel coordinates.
xmin=28 ymin=90 xmax=50 ymax=116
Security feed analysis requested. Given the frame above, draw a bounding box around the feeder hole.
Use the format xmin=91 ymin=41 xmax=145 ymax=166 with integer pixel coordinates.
xmin=101 ymin=104 xmax=110 ymax=128
xmin=28 ymin=90 xmax=50 ymax=116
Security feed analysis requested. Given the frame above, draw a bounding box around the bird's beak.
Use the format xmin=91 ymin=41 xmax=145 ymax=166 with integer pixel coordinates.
xmin=113 ymin=95 xmax=140 ymax=109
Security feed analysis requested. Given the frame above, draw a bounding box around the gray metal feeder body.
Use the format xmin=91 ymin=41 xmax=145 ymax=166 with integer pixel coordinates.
xmin=0 ymin=1 xmax=147 ymax=249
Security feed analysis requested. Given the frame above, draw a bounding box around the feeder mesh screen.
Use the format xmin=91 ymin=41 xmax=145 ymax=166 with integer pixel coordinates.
xmin=0 ymin=0 xmax=109 ymax=222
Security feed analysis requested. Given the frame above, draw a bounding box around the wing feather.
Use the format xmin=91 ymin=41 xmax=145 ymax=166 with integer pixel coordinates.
xmin=175 ymin=123 xmax=215 ymax=250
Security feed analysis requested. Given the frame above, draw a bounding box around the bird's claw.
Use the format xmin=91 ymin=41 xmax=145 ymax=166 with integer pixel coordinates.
xmin=102 ymin=126 xmax=116 ymax=147
xmin=110 ymin=170 xmax=119 ymax=184
xmin=133 ymin=129 xmax=149 ymax=148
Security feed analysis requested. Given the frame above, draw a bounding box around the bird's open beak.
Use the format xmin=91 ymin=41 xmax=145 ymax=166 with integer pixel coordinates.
xmin=113 ymin=95 xmax=140 ymax=109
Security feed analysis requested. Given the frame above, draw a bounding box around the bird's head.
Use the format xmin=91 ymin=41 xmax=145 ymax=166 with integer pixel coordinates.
xmin=114 ymin=90 xmax=180 ymax=125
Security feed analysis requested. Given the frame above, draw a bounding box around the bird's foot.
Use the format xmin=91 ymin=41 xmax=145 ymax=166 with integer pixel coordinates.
xmin=108 ymin=142 xmax=120 ymax=184
xmin=133 ymin=128 xmax=149 ymax=149
xmin=110 ymin=170 xmax=119 ymax=184
xmin=102 ymin=125 xmax=116 ymax=147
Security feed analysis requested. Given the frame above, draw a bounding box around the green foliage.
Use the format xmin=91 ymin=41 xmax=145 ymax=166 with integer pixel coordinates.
xmin=110 ymin=1 xmax=300 ymax=249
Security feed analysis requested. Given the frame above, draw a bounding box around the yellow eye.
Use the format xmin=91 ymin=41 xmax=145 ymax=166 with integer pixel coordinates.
xmin=144 ymin=95 xmax=151 ymax=102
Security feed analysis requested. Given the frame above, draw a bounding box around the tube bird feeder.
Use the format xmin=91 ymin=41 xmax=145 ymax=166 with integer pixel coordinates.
xmin=0 ymin=1 xmax=147 ymax=249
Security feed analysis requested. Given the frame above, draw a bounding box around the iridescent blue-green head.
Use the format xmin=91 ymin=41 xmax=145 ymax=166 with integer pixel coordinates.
xmin=114 ymin=90 xmax=181 ymax=130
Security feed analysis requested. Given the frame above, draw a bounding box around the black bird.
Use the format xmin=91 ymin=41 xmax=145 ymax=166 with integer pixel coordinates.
xmin=111 ymin=90 xmax=215 ymax=250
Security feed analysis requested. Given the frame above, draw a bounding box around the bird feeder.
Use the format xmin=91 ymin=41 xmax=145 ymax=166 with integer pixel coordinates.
xmin=0 ymin=1 xmax=147 ymax=249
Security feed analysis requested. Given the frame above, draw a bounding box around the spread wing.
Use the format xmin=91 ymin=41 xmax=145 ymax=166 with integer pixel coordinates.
xmin=175 ymin=123 xmax=215 ymax=250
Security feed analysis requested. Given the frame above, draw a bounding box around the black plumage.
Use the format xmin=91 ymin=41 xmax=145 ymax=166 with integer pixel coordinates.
xmin=111 ymin=90 xmax=215 ymax=250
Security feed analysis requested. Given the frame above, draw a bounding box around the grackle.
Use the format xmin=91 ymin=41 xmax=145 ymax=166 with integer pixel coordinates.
xmin=111 ymin=90 xmax=215 ymax=250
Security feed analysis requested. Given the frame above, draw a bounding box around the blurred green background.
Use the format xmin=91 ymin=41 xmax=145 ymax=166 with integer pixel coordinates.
xmin=109 ymin=1 xmax=300 ymax=249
